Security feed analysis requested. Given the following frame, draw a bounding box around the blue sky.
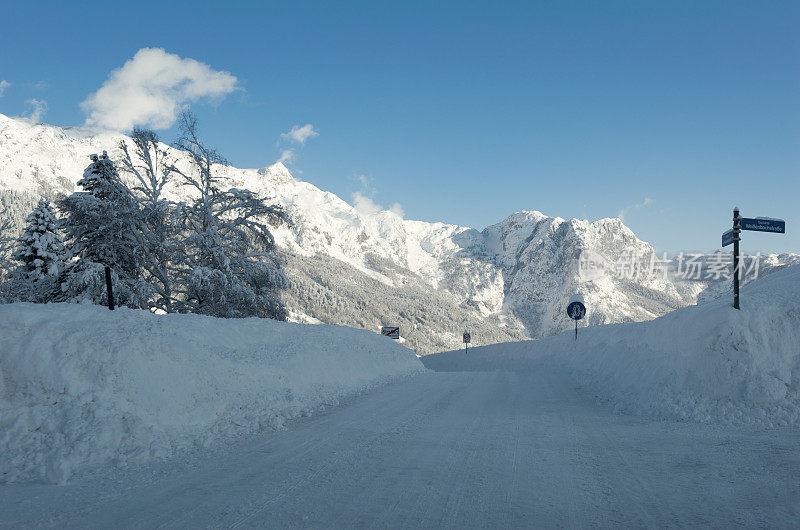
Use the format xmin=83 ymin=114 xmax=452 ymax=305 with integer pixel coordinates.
xmin=1 ymin=0 xmax=798 ymax=253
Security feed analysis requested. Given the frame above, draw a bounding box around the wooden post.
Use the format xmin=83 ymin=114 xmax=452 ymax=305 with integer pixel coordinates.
xmin=733 ymin=207 xmax=741 ymax=310
xmin=104 ymin=265 xmax=115 ymax=311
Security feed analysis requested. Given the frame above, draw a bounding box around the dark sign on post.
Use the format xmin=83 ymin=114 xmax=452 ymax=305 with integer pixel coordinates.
xmin=567 ymin=295 xmax=586 ymax=340
xmin=725 ymin=209 xmax=785 ymax=310
xmin=741 ymin=218 xmax=785 ymax=234
xmin=722 ymin=229 xmax=734 ymax=248
xmin=381 ymin=327 xmax=400 ymax=339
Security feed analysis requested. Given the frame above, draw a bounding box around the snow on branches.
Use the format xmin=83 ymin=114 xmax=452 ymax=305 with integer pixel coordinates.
xmin=0 ymin=120 xmax=290 ymax=319
xmin=170 ymin=112 xmax=289 ymax=319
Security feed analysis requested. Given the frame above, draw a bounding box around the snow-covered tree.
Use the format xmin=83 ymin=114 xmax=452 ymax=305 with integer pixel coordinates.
xmin=118 ymin=128 xmax=178 ymax=312
xmin=0 ymin=198 xmax=68 ymax=303
xmin=57 ymin=152 xmax=149 ymax=307
xmin=0 ymin=204 xmax=21 ymax=301
xmin=170 ymin=112 xmax=289 ymax=319
xmin=11 ymin=197 xmax=67 ymax=279
xmin=0 ymin=204 xmax=15 ymax=284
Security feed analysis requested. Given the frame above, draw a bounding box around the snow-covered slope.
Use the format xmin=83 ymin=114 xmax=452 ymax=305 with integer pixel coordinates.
xmin=0 ymin=303 xmax=423 ymax=484
xmin=0 ymin=113 xmax=794 ymax=352
xmin=424 ymin=264 xmax=800 ymax=427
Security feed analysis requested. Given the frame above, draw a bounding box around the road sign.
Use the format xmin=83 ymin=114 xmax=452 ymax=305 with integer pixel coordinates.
xmin=727 ymin=209 xmax=785 ymax=309
xmin=722 ymin=229 xmax=734 ymax=247
xmin=741 ymin=217 xmax=785 ymax=234
xmin=567 ymin=301 xmax=586 ymax=321
xmin=567 ymin=295 xmax=586 ymax=341
xmin=463 ymin=332 xmax=471 ymax=344
xmin=381 ymin=327 xmax=400 ymax=339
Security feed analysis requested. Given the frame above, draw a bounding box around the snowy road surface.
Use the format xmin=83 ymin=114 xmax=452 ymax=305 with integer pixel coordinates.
xmin=2 ymin=368 xmax=798 ymax=528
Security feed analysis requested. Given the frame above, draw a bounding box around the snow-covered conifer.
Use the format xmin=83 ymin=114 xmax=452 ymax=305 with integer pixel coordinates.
xmin=11 ymin=197 xmax=67 ymax=279
xmin=57 ymin=152 xmax=149 ymax=307
xmin=0 ymin=198 xmax=68 ymax=302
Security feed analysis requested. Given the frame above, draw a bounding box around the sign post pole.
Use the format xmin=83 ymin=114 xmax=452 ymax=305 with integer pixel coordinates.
xmin=104 ymin=265 xmax=115 ymax=311
xmin=567 ymin=295 xmax=586 ymax=341
xmin=733 ymin=207 xmax=740 ymax=310
xmin=722 ymin=208 xmax=784 ymax=310
xmin=463 ymin=331 xmax=471 ymax=354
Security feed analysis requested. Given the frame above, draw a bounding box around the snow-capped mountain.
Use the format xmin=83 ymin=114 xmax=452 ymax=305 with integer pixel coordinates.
xmin=0 ymin=114 xmax=794 ymax=353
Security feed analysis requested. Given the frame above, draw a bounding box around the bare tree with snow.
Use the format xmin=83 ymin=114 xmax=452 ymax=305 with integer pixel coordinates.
xmin=118 ymin=128 xmax=179 ymax=312
xmin=170 ymin=112 xmax=289 ymax=319
xmin=0 ymin=205 xmax=20 ymax=296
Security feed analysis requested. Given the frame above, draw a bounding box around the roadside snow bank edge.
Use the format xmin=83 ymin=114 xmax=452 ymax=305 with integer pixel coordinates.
xmin=425 ymin=264 xmax=800 ymax=427
xmin=0 ymin=304 xmax=423 ymax=484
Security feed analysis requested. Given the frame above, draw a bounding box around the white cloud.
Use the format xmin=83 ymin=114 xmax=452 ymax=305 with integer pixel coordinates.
xmin=351 ymin=192 xmax=383 ymax=216
xmin=352 ymin=174 xmax=375 ymax=193
xmin=350 ymin=174 xmax=404 ymax=218
xmin=81 ymin=47 xmax=238 ymax=131
xmin=618 ymin=197 xmax=655 ymax=221
xmin=278 ymin=149 xmax=296 ymax=164
xmin=389 ymin=202 xmax=405 ymax=217
xmin=0 ymin=80 xmax=9 ymax=97
xmin=281 ymin=124 xmax=318 ymax=144
xmin=275 ymin=124 xmax=318 ymax=164
xmin=24 ymin=99 xmax=47 ymax=122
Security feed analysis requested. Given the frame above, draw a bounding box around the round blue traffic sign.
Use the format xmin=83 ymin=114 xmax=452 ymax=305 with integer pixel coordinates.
xmin=567 ymin=301 xmax=586 ymax=321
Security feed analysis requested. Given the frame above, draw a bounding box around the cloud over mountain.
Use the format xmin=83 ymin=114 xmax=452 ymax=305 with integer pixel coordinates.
xmin=281 ymin=124 xmax=318 ymax=144
xmin=81 ymin=48 xmax=237 ymax=131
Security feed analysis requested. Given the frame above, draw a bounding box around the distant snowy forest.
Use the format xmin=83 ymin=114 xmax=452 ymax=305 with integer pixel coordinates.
xmin=0 ymin=113 xmax=289 ymax=320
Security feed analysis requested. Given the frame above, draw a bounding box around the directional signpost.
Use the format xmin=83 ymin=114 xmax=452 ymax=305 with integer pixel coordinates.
xmin=463 ymin=331 xmax=471 ymax=354
xmin=381 ymin=327 xmax=400 ymax=339
xmin=741 ymin=217 xmax=785 ymax=234
xmin=567 ymin=294 xmax=586 ymax=340
xmin=722 ymin=229 xmax=734 ymax=248
xmin=724 ymin=208 xmax=786 ymax=309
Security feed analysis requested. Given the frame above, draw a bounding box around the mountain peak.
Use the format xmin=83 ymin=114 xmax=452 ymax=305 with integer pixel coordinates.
xmin=258 ymin=161 xmax=295 ymax=183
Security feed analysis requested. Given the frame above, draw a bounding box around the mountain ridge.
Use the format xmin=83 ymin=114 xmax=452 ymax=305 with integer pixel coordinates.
xmin=1 ymin=113 xmax=796 ymax=353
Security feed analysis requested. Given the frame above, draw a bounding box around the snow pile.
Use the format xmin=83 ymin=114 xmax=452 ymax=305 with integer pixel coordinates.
xmin=424 ymin=264 xmax=800 ymax=427
xmin=0 ymin=303 xmax=423 ymax=484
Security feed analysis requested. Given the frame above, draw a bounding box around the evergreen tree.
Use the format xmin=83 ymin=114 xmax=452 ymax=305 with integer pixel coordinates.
xmin=170 ymin=112 xmax=289 ymax=319
xmin=11 ymin=197 xmax=67 ymax=279
xmin=1 ymin=198 xmax=68 ymax=302
xmin=57 ymin=152 xmax=149 ymax=307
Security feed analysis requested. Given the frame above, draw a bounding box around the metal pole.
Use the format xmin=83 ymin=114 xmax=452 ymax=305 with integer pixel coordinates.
xmin=104 ymin=265 xmax=115 ymax=311
xmin=575 ymin=320 xmax=578 ymax=340
xmin=733 ymin=207 xmax=740 ymax=310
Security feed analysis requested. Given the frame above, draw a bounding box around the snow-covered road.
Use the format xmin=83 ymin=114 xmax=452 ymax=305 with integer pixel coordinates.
xmin=2 ymin=368 xmax=798 ymax=528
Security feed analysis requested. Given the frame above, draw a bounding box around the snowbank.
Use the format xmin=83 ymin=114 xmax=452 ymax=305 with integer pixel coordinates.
xmin=0 ymin=304 xmax=423 ymax=484
xmin=424 ymin=264 xmax=800 ymax=427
